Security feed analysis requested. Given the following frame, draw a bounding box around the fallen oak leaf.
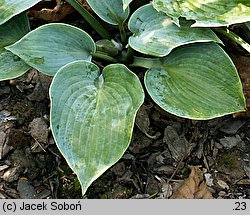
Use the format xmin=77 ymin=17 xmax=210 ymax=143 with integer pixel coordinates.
xmin=194 ymin=181 xmax=214 ymax=199
xmin=171 ymin=166 xmax=213 ymax=199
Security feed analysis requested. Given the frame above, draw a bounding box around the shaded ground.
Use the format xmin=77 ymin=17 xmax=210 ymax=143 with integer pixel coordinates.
xmin=0 ymin=67 xmax=249 ymax=199
xmin=0 ymin=1 xmax=250 ymax=199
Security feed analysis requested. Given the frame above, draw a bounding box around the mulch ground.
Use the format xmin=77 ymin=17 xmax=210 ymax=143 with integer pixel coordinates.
xmin=0 ymin=1 xmax=250 ymax=199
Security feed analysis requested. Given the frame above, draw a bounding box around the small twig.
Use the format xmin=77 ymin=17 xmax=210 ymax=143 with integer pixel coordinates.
xmin=166 ymin=128 xmax=199 ymax=184
xmin=167 ymin=154 xmax=186 ymax=184
xmin=47 ymin=147 xmax=61 ymax=159
xmin=31 ymin=137 xmax=46 ymax=152
xmin=148 ymin=192 xmax=159 ymax=199
xmin=203 ymin=154 xmax=210 ymax=171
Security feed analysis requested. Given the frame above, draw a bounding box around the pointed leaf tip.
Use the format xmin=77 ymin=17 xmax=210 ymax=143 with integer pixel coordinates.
xmin=50 ymin=60 xmax=144 ymax=194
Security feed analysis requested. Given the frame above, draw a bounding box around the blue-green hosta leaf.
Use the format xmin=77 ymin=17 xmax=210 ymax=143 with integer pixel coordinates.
xmin=144 ymin=43 xmax=246 ymax=119
xmin=153 ymin=0 xmax=250 ymax=27
xmin=123 ymin=0 xmax=132 ymax=10
xmin=50 ymin=60 xmax=144 ymax=195
xmin=0 ymin=0 xmax=41 ymax=25
xmin=86 ymin=0 xmax=129 ymax=25
xmin=0 ymin=51 xmax=30 ymax=81
xmin=0 ymin=13 xmax=30 ymax=81
xmin=128 ymin=4 xmax=222 ymax=57
xmin=6 ymin=23 xmax=95 ymax=76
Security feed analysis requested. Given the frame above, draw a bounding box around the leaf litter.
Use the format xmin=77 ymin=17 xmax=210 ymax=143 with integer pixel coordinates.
xmin=0 ymin=1 xmax=250 ymax=199
xmin=1 ymin=68 xmax=250 ymax=198
xmin=171 ymin=166 xmax=213 ymax=199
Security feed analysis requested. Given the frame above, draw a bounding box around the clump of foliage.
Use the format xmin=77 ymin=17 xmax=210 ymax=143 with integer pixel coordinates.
xmin=1 ymin=0 xmax=250 ymax=195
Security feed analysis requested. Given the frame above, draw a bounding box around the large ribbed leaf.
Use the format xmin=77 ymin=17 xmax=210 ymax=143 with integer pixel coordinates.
xmin=86 ymin=0 xmax=129 ymax=25
xmin=6 ymin=23 xmax=95 ymax=76
xmin=144 ymin=43 xmax=246 ymax=119
xmin=50 ymin=60 xmax=144 ymax=195
xmin=128 ymin=4 xmax=222 ymax=57
xmin=153 ymin=0 xmax=250 ymax=27
xmin=0 ymin=13 xmax=30 ymax=81
xmin=123 ymin=0 xmax=132 ymax=10
xmin=0 ymin=0 xmax=41 ymax=25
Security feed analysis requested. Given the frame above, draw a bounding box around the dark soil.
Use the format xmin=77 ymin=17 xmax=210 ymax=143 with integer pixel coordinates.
xmin=0 ymin=1 xmax=250 ymax=199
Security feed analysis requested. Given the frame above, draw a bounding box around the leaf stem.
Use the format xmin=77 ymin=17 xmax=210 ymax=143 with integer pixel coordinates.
xmin=66 ymin=0 xmax=111 ymax=39
xmin=92 ymin=51 xmax=118 ymax=62
xmin=123 ymin=46 xmax=134 ymax=64
xmin=118 ymin=23 xmax=127 ymax=45
xmin=214 ymin=28 xmax=250 ymax=53
xmin=130 ymin=56 xmax=160 ymax=69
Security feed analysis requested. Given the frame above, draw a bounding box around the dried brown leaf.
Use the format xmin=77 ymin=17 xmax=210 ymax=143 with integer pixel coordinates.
xmin=163 ymin=126 xmax=193 ymax=161
xmin=29 ymin=0 xmax=92 ymax=22
xmin=171 ymin=166 xmax=213 ymax=199
xmin=135 ymin=105 xmax=150 ymax=134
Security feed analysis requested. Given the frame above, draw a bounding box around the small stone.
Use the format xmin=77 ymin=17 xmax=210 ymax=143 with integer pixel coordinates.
xmin=17 ymin=178 xmax=36 ymax=199
xmin=1 ymin=167 xmax=21 ymax=182
xmin=217 ymin=180 xmax=230 ymax=190
xmin=204 ymin=173 xmax=214 ymax=186
xmin=219 ymin=135 xmax=243 ymax=149
xmin=29 ymin=117 xmax=48 ymax=144
xmin=218 ymin=191 xmax=227 ymax=197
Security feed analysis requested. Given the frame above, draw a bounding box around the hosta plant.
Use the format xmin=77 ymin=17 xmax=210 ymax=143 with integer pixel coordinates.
xmin=0 ymin=0 xmax=250 ymax=195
